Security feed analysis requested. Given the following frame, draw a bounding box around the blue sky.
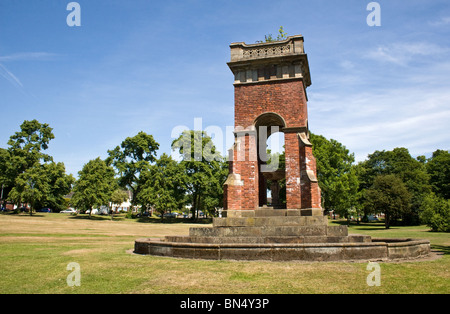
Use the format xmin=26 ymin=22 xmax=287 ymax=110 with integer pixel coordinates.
xmin=1 ymin=0 xmax=449 ymax=177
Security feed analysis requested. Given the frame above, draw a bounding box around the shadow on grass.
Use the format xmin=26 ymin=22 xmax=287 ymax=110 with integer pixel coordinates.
xmin=431 ymin=245 xmax=450 ymax=256
xmin=1 ymin=212 xmax=49 ymax=218
xmin=135 ymin=217 xmax=213 ymax=224
xmin=69 ymin=215 xmax=124 ymax=221
xmin=330 ymin=220 xmax=392 ymax=230
xmin=67 ymin=214 xmax=212 ymax=224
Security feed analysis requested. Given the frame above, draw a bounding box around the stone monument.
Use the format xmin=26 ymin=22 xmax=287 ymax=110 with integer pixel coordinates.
xmin=135 ymin=35 xmax=431 ymax=262
xmin=223 ymin=35 xmax=321 ymax=218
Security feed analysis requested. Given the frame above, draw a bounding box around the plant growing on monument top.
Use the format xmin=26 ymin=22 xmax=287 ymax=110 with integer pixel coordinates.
xmin=257 ymin=26 xmax=288 ymax=43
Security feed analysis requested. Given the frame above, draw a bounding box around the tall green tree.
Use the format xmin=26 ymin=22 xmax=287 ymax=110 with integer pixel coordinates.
xmin=356 ymin=147 xmax=431 ymax=224
xmin=426 ymin=149 xmax=450 ymax=200
xmin=1 ymin=120 xmax=73 ymax=212
xmin=0 ymin=148 xmax=12 ymax=208
xmin=310 ymin=133 xmax=359 ymax=218
xmin=172 ymin=130 xmax=227 ymax=219
xmin=420 ymin=193 xmax=450 ymax=232
xmin=7 ymin=119 xmax=54 ymax=172
xmin=110 ymin=189 xmax=129 ymax=220
xmin=7 ymin=161 xmax=73 ymax=214
xmin=8 ymin=164 xmax=49 ymax=215
xmin=364 ymin=174 xmax=411 ymax=229
xmin=9 ymin=161 xmax=74 ymax=213
xmin=1 ymin=120 xmax=55 ymax=208
xmin=72 ymin=158 xmax=116 ymax=218
xmin=107 ymin=131 xmax=159 ymax=210
xmin=40 ymin=162 xmax=74 ymax=211
xmin=137 ymin=153 xmax=186 ymax=217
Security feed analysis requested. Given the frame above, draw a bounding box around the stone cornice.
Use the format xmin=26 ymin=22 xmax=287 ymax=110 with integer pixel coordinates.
xmin=228 ymin=35 xmax=311 ymax=88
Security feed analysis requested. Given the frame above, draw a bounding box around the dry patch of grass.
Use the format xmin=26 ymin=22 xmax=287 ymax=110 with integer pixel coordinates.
xmin=1 ymin=213 xmax=449 ymax=294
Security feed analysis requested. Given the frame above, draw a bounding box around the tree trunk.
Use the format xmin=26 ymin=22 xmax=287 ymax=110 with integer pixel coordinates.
xmin=191 ymin=193 xmax=197 ymax=220
xmin=385 ymin=212 xmax=390 ymax=229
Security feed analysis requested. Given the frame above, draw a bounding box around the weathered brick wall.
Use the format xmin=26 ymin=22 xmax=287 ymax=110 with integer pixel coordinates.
xmin=285 ymin=132 xmax=302 ymax=209
xmin=224 ymin=49 xmax=321 ymax=214
xmin=234 ymin=79 xmax=307 ymax=129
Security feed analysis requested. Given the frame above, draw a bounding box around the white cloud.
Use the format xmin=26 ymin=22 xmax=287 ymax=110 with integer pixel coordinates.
xmin=0 ymin=52 xmax=59 ymax=62
xmin=429 ymin=16 xmax=450 ymax=27
xmin=309 ymin=81 xmax=450 ymax=162
xmin=0 ymin=63 xmax=23 ymax=88
xmin=365 ymin=42 xmax=448 ymax=66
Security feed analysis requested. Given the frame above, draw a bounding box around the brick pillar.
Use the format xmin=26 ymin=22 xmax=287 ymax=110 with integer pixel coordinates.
xmin=284 ymin=132 xmax=301 ymax=210
xmin=223 ymin=129 xmax=259 ymax=212
xmin=299 ymin=132 xmax=322 ymax=215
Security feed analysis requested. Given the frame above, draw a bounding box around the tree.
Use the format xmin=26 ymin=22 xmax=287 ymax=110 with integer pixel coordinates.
xmin=39 ymin=162 xmax=74 ymax=212
xmin=8 ymin=164 xmax=49 ymax=215
xmin=172 ymin=130 xmax=227 ymax=219
xmin=356 ymin=147 xmax=431 ymax=224
xmin=0 ymin=148 xmax=12 ymax=208
xmin=110 ymin=189 xmax=129 ymax=220
xmin=310 ymin=133 xmax=359 ymax=219
xmin=107 ymin=132 xmax=159 ymax=212
xmin=137 ymin=153 xmax=186 ymax=218
xmin=364 ymin=174 xmax=411 ymax=229
xmin=71 ymin=158 xmax=116 ymax=218
xmin=7 ymin=119 xmax=54 ymax=171
xmin=426 ymin=149 xmax=450 ymax=200
xmin=1 ymin=120 xmax=73 ymax=213
xmin=420 ymin=193 xmax=450 ymax=232
xmin=2 ymin=120 xmax=55 ymax=209
xmin=202 ymin=156 xmax=228 ymax=217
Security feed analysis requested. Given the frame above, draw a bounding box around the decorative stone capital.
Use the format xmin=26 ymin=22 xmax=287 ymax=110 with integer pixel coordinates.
xmin=228 ymin=35 xmax=311 ymax=87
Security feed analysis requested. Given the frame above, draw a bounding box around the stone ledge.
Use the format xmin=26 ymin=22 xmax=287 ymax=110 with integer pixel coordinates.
xmin=223 ymin=208 xmax=324 ymax=218
xmin=164 ymin=234 xmax=371 ymax=245
xmin=189 ymin=225 xmax=330 ymax=237
xmin=213 ymin=216 xmax=328 ymax=228
xmin=134 ymin=238 xmax=431 ymax=262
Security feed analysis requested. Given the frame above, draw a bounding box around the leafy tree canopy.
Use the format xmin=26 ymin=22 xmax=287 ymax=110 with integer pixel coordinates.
xmin=364 ymin=174 xmax=411 ymax=229
xmin=107 ymin=131 xmax=159 ymax=207
xmin=172 ymin=130 xmax=228 ymax=218
xmin=137 ymin=153 xmax=186 ymax=217
xmin=426 ymin=149 xmax=450 ymax=200
xmin=310 ymin=133 xmax=359 ymax=217
xmin=72 ymin=157 xmax=116 ymax=217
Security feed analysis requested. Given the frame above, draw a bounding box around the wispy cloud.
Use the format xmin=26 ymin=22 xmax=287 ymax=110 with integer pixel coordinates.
xmin=0 ymin=52 xmax=58 ymax=94
xmin=0 ymin=52 xmax=59 ymax=62
xmin=365 ymin=42 xmax=448 ymax=66
xmin=310 ymin=84 xmax=450 ymax=161
xmin=429 ymin=16 xmax=450 ymax=27
xmin=0 ymin=63 xmax=23 ymax=88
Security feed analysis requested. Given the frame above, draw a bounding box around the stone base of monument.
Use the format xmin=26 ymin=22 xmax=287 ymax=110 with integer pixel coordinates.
xmin=134 ymin=209 xmax=431 ymax=262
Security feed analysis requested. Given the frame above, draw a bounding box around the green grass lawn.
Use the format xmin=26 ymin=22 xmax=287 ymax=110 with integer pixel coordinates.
xmin=0 ymin=212 xmax=448 ymax=294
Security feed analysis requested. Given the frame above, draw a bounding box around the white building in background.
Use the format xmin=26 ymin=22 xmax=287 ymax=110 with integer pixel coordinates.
xmin=109 ymin=190 xmax=133 ymax=213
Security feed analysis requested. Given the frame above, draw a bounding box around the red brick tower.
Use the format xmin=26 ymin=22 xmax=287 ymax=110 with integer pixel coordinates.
xmin=223 ymin=35 xmax=322 ymax=217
